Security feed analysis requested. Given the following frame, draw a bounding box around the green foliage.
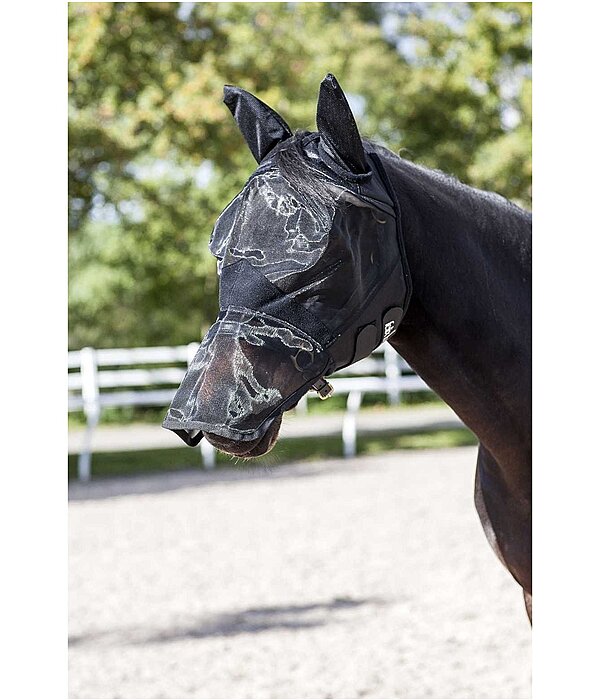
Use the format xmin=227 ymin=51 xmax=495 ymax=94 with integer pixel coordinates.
xmin=69 ymin=2 xmax=531 ymax=349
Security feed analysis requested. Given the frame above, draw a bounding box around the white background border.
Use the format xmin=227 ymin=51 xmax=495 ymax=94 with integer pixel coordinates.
xmin=1 ymin=1 xmax=599 ymax=698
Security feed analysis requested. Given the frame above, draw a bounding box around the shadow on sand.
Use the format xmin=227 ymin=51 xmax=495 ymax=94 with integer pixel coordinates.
xmin=69 ymin=596 xmax=389 ymax=647
xmin=67 ymin=457 xmax=379 ymax=503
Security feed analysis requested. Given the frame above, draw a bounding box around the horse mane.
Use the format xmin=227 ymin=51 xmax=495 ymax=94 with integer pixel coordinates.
xmin=273 ymin=131 xmax=531 ymax=235
xmin=368 ymin=141 xmax=531 ymax=221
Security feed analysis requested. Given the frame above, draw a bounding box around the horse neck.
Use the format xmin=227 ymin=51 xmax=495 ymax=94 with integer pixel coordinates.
xmin=383 ymin=154 xmax=532 ymax=478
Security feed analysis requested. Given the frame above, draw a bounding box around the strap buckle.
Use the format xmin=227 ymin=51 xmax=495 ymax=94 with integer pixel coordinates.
xmin=311 ymin=377 xmax=334 ymax=400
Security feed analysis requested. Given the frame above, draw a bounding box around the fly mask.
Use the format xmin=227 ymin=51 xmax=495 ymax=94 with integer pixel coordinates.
xmin=163 ymin=74 xmax=411 ymax=447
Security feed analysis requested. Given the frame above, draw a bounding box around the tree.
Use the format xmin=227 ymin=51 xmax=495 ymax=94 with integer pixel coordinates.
xmin=68 ymin=2 xmax=531 ymax=348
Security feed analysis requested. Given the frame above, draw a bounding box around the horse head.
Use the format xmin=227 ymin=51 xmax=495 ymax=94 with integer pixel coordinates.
xmin=163 ymin=74 xmax=410 ymax=457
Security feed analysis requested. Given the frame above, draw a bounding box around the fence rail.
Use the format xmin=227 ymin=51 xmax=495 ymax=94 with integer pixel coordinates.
xmin=68 ymin=342 xmax=431 ymax=481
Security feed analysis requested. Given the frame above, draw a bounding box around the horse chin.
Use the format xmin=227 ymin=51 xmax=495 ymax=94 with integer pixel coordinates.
xmin=203 ymin=414 xmax=283 ymax=458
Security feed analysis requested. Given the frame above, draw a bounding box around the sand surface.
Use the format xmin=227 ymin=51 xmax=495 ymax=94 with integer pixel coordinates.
xmin=69 ymin=447 xmax=531 ymax=699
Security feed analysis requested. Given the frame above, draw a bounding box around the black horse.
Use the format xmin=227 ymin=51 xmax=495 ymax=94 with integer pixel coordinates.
xmin=164 ymin=74 xmax=532 ymax=620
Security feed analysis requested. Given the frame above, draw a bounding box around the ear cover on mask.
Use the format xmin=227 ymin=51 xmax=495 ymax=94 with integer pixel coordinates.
xmin=224 ymin=85 xmax=293 ymax=163
xmin=316 ymin=73 xmax=368 ymax=175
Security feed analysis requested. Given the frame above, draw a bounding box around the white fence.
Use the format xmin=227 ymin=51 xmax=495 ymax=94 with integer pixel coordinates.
xmin=68 ymin=343 xmax=431 ymax=481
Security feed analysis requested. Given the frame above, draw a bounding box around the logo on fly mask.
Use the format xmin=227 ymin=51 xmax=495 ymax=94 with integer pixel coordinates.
xmin=163 ymin=74 xmax=411 ymax=446
xmin=384 ymin=320 xmax=396 ymax=339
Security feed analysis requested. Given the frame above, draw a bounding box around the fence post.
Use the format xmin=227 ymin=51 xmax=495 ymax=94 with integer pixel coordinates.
xmin=78 ymin=346 xmax=100 ymax=482
xmin=384 ymin=343 xmax=401 ymax=405
xmin=186 ymin=341 xmax=199 ymax=365
xmin=342 ymin=390 xmax=363 ymax=458
xmin=200 ymin=439 xmax=216 ymax=469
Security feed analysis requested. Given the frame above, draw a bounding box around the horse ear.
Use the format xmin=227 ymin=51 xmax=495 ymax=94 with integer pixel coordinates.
xmin=223 ymin=85 xmax=293 ymax=163
xmin=316 ymin=73 xmax=368 ymax=174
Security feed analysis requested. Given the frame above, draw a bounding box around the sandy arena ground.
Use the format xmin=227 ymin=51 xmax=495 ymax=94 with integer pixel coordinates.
xmin=69 ymin=447 xmax=531 ymax=699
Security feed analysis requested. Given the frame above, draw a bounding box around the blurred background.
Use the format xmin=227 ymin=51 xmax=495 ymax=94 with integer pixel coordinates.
xmin=69 ymin=1 xmax=531 ymax=350
xmin=68 ymin=4 xmax=532 ymax=698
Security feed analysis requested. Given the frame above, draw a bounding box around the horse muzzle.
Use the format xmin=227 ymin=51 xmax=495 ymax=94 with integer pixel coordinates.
xmin=162 ymin=306 xmax=331 ymax=446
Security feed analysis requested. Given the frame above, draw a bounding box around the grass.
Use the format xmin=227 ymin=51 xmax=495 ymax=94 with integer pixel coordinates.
xmin=68 ymin=426 xmax=477 ymax=480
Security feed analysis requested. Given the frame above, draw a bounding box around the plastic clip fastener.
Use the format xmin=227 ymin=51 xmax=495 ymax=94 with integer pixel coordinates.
xmin=311 ymin=377 xmax=334 ymax=400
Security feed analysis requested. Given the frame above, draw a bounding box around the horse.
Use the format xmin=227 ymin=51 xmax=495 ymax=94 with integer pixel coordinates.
xmin=163 ymin=74 xmax=532 ymax=621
